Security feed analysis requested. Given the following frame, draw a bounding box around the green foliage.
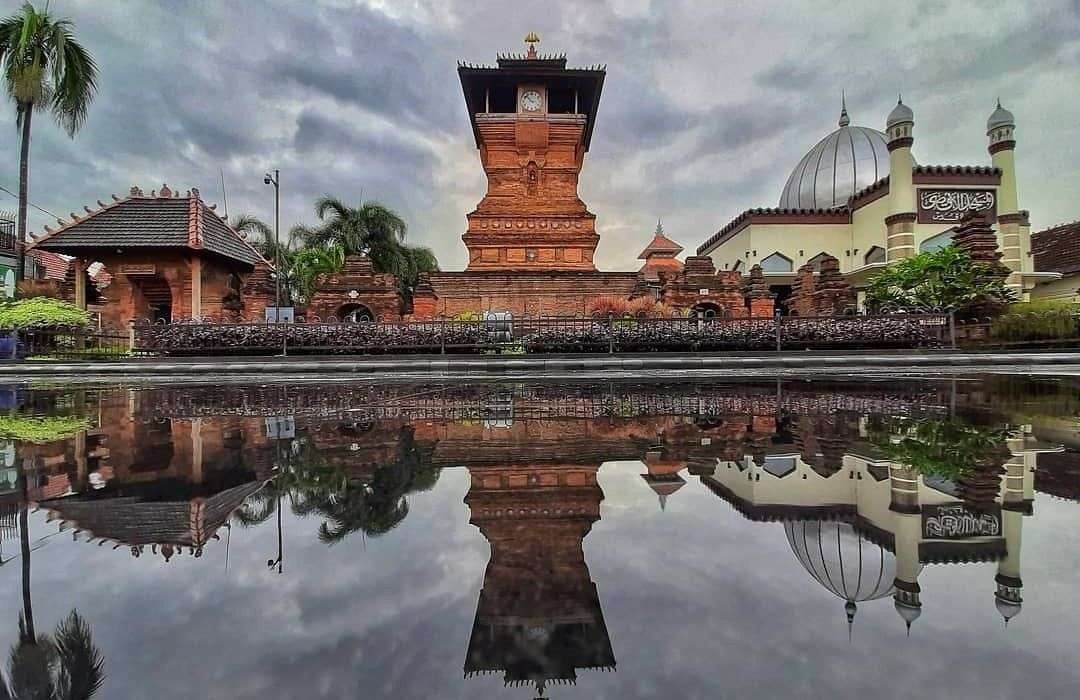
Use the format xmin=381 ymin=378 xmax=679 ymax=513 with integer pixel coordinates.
xmin=1 ymin=610 xmax=105 ymax=699
xmin=241 ymin=198 xmax=439 ymax=306
xmin=866 ymin=415 xmax=1014 ymax=480
xmin=0 ymin=2 xmax=99 ymax=134
xmin=0 ymin=297 xmax=91 ymax=329
xmin=864 ymin=245 xmax=1016 ymax=315
xmin=453 ymin=310 xmax=482 ymax=321
xmin=233 ymin=427 xmax=440 ymax=544
xmin=0 ymin=415 xmax=90 ymax=442
xmin=297 ymin=197 xmax=439 ymax=290
xmin=990 ymin=301 xmax=1080 ymax=342
xmin=290 ymin=245 xmax=345 ymax=302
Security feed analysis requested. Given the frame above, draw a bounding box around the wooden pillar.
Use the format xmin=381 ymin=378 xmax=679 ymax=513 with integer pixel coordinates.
xmin=73 ymin=259 xmax=87 ymax=310
xmin=191 ymin=256 xmax=202 ymax=319
xmin=191 ymin=418 xmax=203 ymax=484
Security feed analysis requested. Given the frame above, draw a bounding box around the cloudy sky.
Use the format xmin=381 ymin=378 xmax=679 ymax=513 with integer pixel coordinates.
xmin=2 ymin=0 xmax=1079 ymax=270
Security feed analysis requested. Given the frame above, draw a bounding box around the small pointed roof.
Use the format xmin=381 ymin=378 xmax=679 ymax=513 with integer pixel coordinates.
xmin=637 ymin=219 xmax=684 ymax=259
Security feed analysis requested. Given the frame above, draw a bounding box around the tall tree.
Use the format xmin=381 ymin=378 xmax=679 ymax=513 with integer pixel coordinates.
xmin=0 ymin=2 xmax=98 ymax=283
xmin=299 ymin=197 xmax=438 ymax=299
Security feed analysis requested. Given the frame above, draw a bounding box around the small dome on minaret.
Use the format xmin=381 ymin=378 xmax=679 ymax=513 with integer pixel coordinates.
xmin=637 ymin=219 xmax=685 ymax=280
xmin=987 ymin=99 xmax=1015 ymax=133
xmin=886 ymin=95 xmax=914 ymax=129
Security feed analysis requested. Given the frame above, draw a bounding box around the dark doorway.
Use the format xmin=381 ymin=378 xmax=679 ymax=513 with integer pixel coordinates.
xmin=771 ymin=285 xmax=793 ymax=315
xmin=136 ymin=276 xmax=173 ymax=323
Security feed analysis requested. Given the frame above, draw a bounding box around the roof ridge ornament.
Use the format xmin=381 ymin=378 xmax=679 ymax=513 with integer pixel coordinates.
xmin=525 ymin=31 xmax=540 ymax=60
xmin=839 ymin=91 xmax=849 ymax=127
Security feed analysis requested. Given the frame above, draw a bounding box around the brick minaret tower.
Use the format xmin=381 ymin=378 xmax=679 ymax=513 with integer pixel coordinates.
xmin=458 ymin=34 xmax=606 ymax=271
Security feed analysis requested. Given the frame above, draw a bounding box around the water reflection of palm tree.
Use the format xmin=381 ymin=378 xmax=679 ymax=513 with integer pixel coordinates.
xmin=1 ymin=472 xmax=104 ymax=698
xmin=232 ymin=427 xmax=439 ymax=545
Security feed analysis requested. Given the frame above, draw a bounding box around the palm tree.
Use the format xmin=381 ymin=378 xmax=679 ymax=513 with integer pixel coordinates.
xmin=0 ymin=3 xmax=98 ymax=282
xmin=302 ymin=197 xmax=406 ymax=260
xmin=2 ymin=471 xmax=104 ymax=698
xmin=1 ymin=610 xmax=105 ymax=699
xmin=299 ymin=197 xmax=439 ymax=302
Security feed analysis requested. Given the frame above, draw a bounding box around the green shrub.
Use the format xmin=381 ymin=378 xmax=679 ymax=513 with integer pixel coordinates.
xmin=452 ymin=310 xmax=483 ymax=322
xmin=990 ymin=301 xmax=1080 ymax=341
xmin=0 ymin=297 xmax=92 ymax=330
xmin=864 ymin=244 xmax=1016 ymax=315
xmin=0 ymin=415 xmax=92 ymax=443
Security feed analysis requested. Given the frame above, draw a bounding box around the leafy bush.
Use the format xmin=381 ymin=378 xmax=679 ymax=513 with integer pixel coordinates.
xmin=453 ymin=310 xmax=483 ymax=322
xmin=866 ymin=416 xmax=1015 ymax=480
xmin=0 ymin=415 xmax=92 ymax=442
xmin=139 ymin=320 xmax=497 ymax=356
xmin=990 ymin=301 xmax=1080 ymax=342
xmin=522 ymin=316 xmax=939 ymax=353
xmin=0 ymin=297 xmax=92 ymax=330
xmin=864 ymin=245 xmax=1015 ymax=317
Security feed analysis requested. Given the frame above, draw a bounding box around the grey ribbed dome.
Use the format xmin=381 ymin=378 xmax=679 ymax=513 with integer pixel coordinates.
xmin=887 ymin=98 xmax=914 ymax=128
xmin=987 ymin=100 xmax=1015 ymax=132
xmin=779 ymin=114 xmax=891 ymax=210
xmin=785 ymin=521 xmax=896 ymax=602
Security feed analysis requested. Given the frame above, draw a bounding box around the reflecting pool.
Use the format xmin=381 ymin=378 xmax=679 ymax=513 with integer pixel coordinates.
xmin=1 ymin=377 xmax=1079 ymax=698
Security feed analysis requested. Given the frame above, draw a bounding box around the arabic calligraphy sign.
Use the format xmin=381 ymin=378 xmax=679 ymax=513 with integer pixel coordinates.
xmin=922 ymin=503 xmax=1001 ymax=539
xmin=917 ymin=189 xmax=997 ymax=223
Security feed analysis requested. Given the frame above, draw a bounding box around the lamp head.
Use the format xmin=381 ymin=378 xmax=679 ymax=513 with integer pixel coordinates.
xmin=263 ymin=174 xmax=272 ymax=185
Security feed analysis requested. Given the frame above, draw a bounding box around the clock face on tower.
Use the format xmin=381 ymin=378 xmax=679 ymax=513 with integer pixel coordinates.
xmin=520 ymin=89 xmax=543 ymax=112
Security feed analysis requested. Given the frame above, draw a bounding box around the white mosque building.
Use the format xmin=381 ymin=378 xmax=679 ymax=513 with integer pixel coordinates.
xmin=696 ymin=99 xmax=1059 ymax=306
xmin=698 ymin=429 xmax=1058 ymax=632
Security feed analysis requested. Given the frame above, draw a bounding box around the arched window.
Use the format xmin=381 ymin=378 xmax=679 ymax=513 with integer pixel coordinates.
xmin=806 ymin=252 xmax=831 ymax=272
xmin=691 ymin=302 xmax=725 ymax=319
xmin=864 ymin=246 xmax=886 ymax=265
xmin=920 ymin=228 xmax=957 ymax=253
xmin=338 ymin=303 xmax=374 ymax=322
xmin=760 ymin=252 xmax=794 ymax=273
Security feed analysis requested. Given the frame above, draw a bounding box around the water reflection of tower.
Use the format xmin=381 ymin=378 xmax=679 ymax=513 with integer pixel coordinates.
xmin=463 ymin=463 xmax=615 ymax=697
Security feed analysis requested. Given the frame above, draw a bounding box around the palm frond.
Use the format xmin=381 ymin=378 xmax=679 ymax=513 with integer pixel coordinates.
xmin=53 ymin=610 xmax=104 ymax=700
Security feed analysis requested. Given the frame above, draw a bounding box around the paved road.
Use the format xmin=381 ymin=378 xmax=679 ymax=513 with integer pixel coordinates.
xmin=3 ymin=351 xmax=1080 ymax=383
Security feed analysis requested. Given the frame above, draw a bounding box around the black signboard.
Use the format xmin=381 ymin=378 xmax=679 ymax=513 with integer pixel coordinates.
xmin=917 ymin=189 xmax=997 ymax=224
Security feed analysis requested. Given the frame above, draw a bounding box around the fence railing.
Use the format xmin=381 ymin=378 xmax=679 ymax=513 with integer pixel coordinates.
xmin=2 ymin=327 xmax=135 ymax=360
xmin=0 ymin=221 xmax=15 ymax=252
xmin=130 ymin=313 xmax=953 ymax=357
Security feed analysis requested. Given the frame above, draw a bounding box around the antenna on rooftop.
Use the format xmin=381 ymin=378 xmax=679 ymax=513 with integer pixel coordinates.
xmin=219 ymin=168 xmax=229 ymax=220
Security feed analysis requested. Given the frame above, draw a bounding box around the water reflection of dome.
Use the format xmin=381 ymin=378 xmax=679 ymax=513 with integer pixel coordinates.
xmin=778 ymin=100 xmax=893 ymax=210
xmin=785 ymin=521 xmax=896 ymax=629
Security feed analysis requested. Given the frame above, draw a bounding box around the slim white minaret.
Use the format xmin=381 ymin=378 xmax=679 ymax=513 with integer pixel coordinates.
xmin=987 ymin=100 xmax=1028 ymax=295
xmin=885 ymin=97 xmax=916 ymax=262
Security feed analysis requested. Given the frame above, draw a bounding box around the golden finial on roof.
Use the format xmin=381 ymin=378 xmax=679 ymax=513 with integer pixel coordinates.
xmin=525 ymin=31 xmax=540 ymax=59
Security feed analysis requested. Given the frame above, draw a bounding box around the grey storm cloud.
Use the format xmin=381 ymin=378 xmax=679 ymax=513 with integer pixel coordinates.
xmin=2 ymin=0 xmax=1078 ymax=271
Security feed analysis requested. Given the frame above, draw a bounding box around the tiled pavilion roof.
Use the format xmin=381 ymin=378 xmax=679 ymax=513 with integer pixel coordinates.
xmin=28 ymin=184 xmax=268 ymax=268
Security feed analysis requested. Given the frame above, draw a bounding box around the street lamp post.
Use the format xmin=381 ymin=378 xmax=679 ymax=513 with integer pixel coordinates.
xmin=263 ymin=169 xmax=281 ymax=322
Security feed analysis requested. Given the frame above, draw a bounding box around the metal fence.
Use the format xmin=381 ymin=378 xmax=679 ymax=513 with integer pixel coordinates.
xmin=4 ymin=327 xmax=135 ymax=360
xmin=131 ymin=313 xmax=954 ymax=357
